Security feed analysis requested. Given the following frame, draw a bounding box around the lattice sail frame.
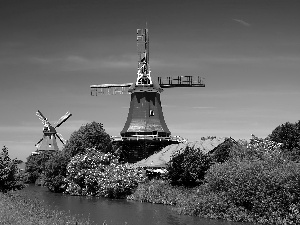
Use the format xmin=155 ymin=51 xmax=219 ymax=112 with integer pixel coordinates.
xmin=136 ymin=28 xmax=152 ymax=86
xmin=90 ymin=28 xmax=205 ymax=96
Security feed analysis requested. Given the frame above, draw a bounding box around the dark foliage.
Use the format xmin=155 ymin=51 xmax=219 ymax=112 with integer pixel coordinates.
xmin=210 ymin=137 xmax=238 ymax=163
xmin=0 ymin=146 xmax=24 ymax=192
xmin=44 ymin=151 xmax=70 ymax=192
xmin=167 ymin=146 xmax=213 ymax=187
xmin=44 ymin=121 xmax=113 ymax=192
xmin=63 ymin=121 xmax=112 ymax=158
xmin=25 ymin=151 xmax=54 ymax=183
xmin=269 ymin=121 xmax=300 ymax=161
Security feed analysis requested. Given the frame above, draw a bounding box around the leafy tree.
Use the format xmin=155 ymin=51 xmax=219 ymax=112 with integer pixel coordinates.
xmin=210 ymin=137 xmax=238 ymax=163
xmin=269 ymin=121 xmax=300 ymax=160
xmin=44 ymin=151 xmax=70 ymax=192
xmin=44 ymin=121 xmax=113 ymax=192
xmin=64 ymin=121 xmax=112 ymax=157
xmin=167 ymin=146 xmax=213 ymax=187
xmin=0 ymin=146 xmax=24 ymax=192
xmin=64 ymin=148 xmax=146 ymax=198
xmin=25 ymin=151 xmax=54 ymax=183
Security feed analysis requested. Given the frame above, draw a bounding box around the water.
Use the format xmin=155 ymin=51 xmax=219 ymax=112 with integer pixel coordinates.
xmin=19 ymin=185 xmax=253 ymax=225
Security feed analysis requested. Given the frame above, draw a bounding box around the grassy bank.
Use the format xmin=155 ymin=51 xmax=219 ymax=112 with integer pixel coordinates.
xmin=0 ymin=191 xmax=93 ymax=225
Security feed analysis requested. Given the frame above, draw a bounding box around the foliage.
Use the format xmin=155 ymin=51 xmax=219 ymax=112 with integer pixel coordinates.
xmin=204 ymin=135 xmax=300 ymax=224
xmin=210 ymin=137 xmax=238 ymax=163
xmin=127 ymin=179 xmax=194 ymax=205
xmin=44 ymin=151 xmax=70 ymax=192
xmin=0 ymin=146 xmax=24 ymax=192
xmin=44 ymin=121 xmax=113 ymax=193
xmin=63 ymin=121 xmax=112 ymax=158
xmin=167 ymin=146 xmax=213 ymax=187
xmin=269 ymin=121 xmax=300 ymax=161
xmin=129 ymin=135 xmax=300 ymax=224
xmin=64 ymin=148 xmax=147 ymax=198
xmin=0 ymin=191 xmax=93 ymax=225
xmin=24 ymin=151 xmax=54 ymax=183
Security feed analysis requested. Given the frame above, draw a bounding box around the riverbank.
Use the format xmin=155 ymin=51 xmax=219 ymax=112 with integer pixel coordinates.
xmin=0 ymin=191 xmax=93 ymax=225
xmin=128 ymin=179 xmax=254 ymax=222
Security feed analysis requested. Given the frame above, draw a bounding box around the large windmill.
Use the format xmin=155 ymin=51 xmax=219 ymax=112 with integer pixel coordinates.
xmin=91 ymin=28 xmax=205 ymax=162
xmin=34 ymin=110 xmax=72 ymax=153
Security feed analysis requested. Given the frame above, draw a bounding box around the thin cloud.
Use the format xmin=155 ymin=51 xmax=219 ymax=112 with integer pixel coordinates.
xmin=28 ymin=54 xmax=136 ymax=71
xmin=233 ymin=19 xmax=251 ymax=27
xmin=192 ymin=106 xmax=216 ymax=109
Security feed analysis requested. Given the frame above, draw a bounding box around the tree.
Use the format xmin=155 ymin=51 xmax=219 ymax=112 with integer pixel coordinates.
xmin=269 ymin=121 xmax=300 ymax=160
xmin=63 ymin=121 xmax=113 ymax=157
xmin=167 ymin=146 xmax=213 ymax=187
xmin=44 ymin=121 xmax=113 ymax=192
xmin=0 ymin=146 xmax=24 ymax=192
xmin=25 ymin=151 xmax=54 ymax=183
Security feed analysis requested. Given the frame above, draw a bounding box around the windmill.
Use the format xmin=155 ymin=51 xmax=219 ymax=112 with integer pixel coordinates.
xmin=90 ymin=28 xmax=205 ymax=162
xmin=34 ymin=110 xmax=72 ymax=153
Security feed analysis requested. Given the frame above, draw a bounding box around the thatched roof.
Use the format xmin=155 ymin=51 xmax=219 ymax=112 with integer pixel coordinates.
xmin=133 ymin=137 xmax=227 ymax=168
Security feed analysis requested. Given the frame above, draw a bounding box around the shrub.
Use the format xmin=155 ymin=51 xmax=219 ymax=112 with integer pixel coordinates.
xmin=44 ymin=151 xmax=70 ymax=192
xmin=64 ymin=148 xmax=146 ymax=198
xmin=24 ymin=151 xmax=54 ymax=183
xmin=64 ymin=121 xmax=112 ymax=157
xmin=167 ymin=146 xmax=213 ymax=187
xmin=0 ymin=146 xmax=24 ymax=192
xmin=127 ymin=179 xmax=194 ymax=205
xmin=269 ymin=121 xmax=300 ymax=161
xmin=210 ymin=137 xmax=238 ymax=163
xmin=44 ymin=121 xmax=113 ymax=192
xmin=204 ymin=136 xmax=300 ymax=224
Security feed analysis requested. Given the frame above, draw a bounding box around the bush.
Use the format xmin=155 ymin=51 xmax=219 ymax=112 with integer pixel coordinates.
xmin=269 ymin=121 xmax=300 ymax=161
xmin=44 ymin=151 xmax=70 ymax=192
xmin=127 ymin=179 xmax=194 ymax=205
xmin=0 ymin=146 xmax=24 ymax=192
xmin=64 ymin=121 xmax=112 ymax=157
xmin=44 ymin=121 xmax=113 ymax=192
xmin=204 ymin=136 xmax=300 ymax=224
xmin=24 ymin=151 xmax=54 ymax=183
xmin=64 ymin=148 xmax=146 ymax=198
xmin=210 ymin=137 xmax=238 ymax=163
xmin=167 ymin=146 xmax=213 ymax=187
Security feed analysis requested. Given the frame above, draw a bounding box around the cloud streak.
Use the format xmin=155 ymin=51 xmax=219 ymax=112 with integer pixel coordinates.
xmin=233 ymin=19 xmax=251 ymax=27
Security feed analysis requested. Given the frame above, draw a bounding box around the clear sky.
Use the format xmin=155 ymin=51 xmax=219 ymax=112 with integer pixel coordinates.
xmin=1 ymin=0 xmax=299 ymax=161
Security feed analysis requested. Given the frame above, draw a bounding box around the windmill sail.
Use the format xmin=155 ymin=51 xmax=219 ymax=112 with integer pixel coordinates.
xmin=55 ymin=112 xmax=72 ymax=128
xmin=36 ymin=110 xmax=47 ymax=121
xmin=35 ymin=138 xmax=43 ymax=147
xmin=90 ymin=83 xmax=133 ymax=96
xmin=56 ymin=133 xmax=66 ymax=145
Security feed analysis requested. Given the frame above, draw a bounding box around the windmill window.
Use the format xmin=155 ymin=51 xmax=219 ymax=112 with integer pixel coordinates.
xmin=150 ymin=110 xmax=154 ymax=116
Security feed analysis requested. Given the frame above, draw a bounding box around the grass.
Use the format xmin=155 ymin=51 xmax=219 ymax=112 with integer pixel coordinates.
xmin=0 ymin=190 xmax=93 ymax=225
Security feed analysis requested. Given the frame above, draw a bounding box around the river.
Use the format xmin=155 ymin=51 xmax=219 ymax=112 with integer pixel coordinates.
xmin=19 ymin=185 xmax=253 ymax=225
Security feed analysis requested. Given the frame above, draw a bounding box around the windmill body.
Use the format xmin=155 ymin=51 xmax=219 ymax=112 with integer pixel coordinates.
xmin=91 ymin=28 xmax=205 ymax=162
xmin=38 ymin=124 xmax=60 ymax=151
xmin=34 ymin=110 xmax=72 ymax=154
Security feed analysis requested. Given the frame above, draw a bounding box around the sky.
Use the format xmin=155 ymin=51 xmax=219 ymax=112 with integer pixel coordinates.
xmin=1 ymin=0 xmax=299 ymax=161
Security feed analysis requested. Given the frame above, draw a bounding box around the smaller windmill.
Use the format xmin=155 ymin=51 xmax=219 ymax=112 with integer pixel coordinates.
xmin=34 ymin=110 xmax=72 ymax=153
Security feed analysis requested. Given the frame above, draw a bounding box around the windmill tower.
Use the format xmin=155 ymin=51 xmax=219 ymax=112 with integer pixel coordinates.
xmin=91 ymin=28 xmax=205 ymax=162
xmin=34 ymin=110 xmax=72 ymax=153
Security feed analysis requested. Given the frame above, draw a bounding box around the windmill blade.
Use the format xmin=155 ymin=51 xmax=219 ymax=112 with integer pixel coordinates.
xmin=55 ymin=112 xmax=72 ymax=128
xmin=35 ymin=138 xmax=43 ymax=146
xmin=36 ymin=110 xmax=47 ymax=121
xmin=56 ymin=133 xmax=66 ymax=145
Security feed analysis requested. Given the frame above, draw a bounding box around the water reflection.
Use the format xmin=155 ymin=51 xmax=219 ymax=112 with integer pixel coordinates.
xmin=19 ymin=185 xmax=253 ymax=225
